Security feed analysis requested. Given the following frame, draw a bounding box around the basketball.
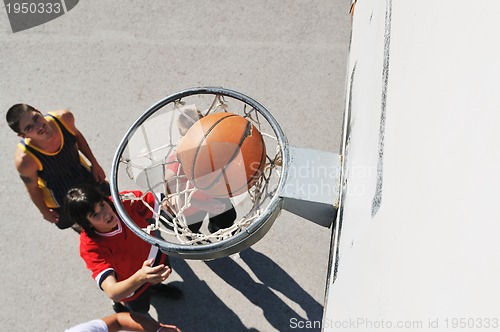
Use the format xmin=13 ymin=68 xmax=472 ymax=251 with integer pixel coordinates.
xmin=176 ymin=112 xmax=266 ymax=197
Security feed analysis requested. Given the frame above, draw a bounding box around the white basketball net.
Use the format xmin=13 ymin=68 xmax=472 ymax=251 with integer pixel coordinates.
xmin=116 ymin=93 xmax=282 ymax=245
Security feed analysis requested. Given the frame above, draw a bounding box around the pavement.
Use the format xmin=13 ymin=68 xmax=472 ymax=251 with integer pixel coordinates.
xmin=0 ymin=1 xmax=350 ymax=331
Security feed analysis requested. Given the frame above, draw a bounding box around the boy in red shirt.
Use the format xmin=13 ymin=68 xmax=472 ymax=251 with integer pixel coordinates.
xmin=64 ymin=185 xmax=182 ymax=313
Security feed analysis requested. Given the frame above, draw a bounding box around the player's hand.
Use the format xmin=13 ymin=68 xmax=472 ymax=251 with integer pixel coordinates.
xmin=42 ymin=209 xmax=59 ymax=224
xmin=158 ymin=324 xmax=182 ymax=332
xmin=91 ymin=163 xmax=106 ymax=184
xmin=139 ymin=258 xmax=171 ymax=284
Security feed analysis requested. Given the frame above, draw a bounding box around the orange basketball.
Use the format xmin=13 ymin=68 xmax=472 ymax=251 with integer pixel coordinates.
xmin=176 ymin=112 xmax=266 ymax=197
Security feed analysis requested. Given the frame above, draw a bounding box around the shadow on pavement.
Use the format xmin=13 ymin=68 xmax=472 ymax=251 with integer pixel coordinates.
xmin=152 ymin=248 xmax=322 ymax=331
xmin=152 ymin=257 xmax=257 ymax=332
xmin=206 ymin=247 xmax=323 ymax=331
xmin=239 ymin=248 xmax=324 ymax=323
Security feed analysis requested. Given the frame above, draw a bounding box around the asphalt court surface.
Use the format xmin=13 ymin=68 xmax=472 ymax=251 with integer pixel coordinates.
xmin=0 ymin=1 xmax=350 ymax=331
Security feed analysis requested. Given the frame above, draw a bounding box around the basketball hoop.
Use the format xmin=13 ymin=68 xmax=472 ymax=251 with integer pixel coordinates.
xmin=110 ymin=87 xmax=289 ymax=260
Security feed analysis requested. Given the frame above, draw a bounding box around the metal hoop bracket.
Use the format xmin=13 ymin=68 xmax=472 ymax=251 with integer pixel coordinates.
xmin=280 ymin=146 xmax=341 ymax=228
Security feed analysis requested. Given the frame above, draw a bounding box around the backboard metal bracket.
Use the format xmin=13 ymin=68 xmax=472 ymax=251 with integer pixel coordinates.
xmin=280 ymin=146 xmax=341 ymax=228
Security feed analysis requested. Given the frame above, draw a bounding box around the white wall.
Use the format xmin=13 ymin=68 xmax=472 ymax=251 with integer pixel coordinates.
xmin=325 ymin=1 xmax=500 ymax=331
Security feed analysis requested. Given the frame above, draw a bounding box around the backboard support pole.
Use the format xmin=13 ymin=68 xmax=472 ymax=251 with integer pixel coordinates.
xmin=280 ymin=146 xmax=341 ymax=228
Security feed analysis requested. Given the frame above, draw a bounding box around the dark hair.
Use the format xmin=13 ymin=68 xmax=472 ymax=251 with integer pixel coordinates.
xmin=6 ymin=103 xmax=39 ymax=133
xmin=64 ymin=185 xmax=114 ymax=239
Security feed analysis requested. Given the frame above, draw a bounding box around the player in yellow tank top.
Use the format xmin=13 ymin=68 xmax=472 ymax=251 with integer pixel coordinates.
xmin=6 ymin=103 xmax=107 ymax=230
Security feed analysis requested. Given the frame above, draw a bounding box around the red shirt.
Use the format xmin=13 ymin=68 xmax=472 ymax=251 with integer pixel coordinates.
xmin=79 ymin=191 xmax=167 ymax=302
xmin=167 ymin=154 xmax=211 ymax=216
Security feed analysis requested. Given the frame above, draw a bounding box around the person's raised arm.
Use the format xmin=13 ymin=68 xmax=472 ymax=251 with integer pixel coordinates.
xmin=102 ymin=312 xmax=181 ymax=332
xmin=100 ymin=258 xmax=171 ymax=302
xmin=59 ymin=109 xmax=106 ymax=183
